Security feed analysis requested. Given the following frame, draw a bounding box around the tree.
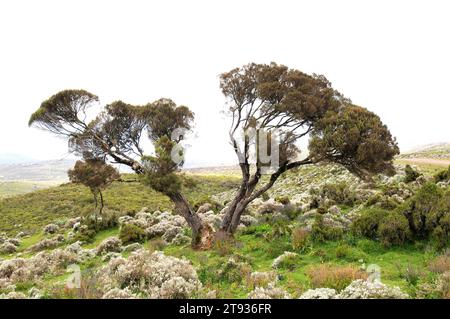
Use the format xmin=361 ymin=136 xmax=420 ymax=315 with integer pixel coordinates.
xmin=68 ymin=159 xmax=120 ymax=215
xmin=29 ymin=90 xmax=209 ymax=247
xmin=217 ymin=62 xmax=399 ymax=235
xmin=30 ymin=63 xmax=399 ymax=248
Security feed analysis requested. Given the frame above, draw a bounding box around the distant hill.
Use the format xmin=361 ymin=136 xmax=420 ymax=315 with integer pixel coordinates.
xmin=399 ymin=142 xmax=450 ymax=160
xmin=0 ymin=153 xmax=36 ymax=165
xmin=0 ymin=159 xmax=75 ymax=182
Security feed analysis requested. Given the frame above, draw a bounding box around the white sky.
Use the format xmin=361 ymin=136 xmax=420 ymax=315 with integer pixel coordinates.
xmin=0 ymin=0 xmax=449 ymax=166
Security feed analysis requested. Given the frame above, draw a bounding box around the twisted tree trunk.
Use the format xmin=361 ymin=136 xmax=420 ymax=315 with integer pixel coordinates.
xmin=169 ymin=192 xmax=214 ymax=249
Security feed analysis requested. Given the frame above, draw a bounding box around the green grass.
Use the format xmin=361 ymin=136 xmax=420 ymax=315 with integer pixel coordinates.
xmin=0 ymin=181 xmax=58 ymax=198
xmin=0 ymin=174 xmax=240 ymax=236
xmin=160 ymin=223 xmax=436 ymax=298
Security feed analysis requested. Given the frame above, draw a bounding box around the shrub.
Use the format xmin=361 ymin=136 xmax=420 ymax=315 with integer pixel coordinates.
xmin=336 ymin=279 xmax=409 ymax=299
xmin=378 ymin=213 xmax=410 ymax=247
xmin=264 ymin=222 xmax=291 ymax=241
xmin=428 ymin=255 xmax=450 ymax=274
xmin=119 ymin=223 xmax=146 ymax=244
xmin=275 ymin=196 xmax=290 ymax=205
xmin=307 ymin=264 xmax=368 ymax=292
xmin=396 ymin=263 xmax=423 ymax=286
xmin=428 ymin=191 xmax=450 ymax=248
xmin=335 ymin=244 xmax=351 ymax=259
xmin=97 ymin=250 xmax=201 ymax=299
xmin=43 ymin=224 xmax=59 ymax=234
xmin=404 ymin=165 xmax=421 ymax=183
xmin=96 ymin=237 xmax=122 ymax=255
xmin=311 ymin=215 xmax=343 ymax=242
xmin=272 ymin=251 xmax=300 ymax=270
xmin=0 ymin=242 xmax=17 ymax=254
xmin=417 ymin=271 xmax=450 ymax=299
xmin=248 ymin=271 xmax=278 ymax=288
xmin=216 ymin=257 xmax=252 ymax=284
xmin=291 ymin=227 xmax=310 ymax=252
xmin=351 ymin=208 xmax=389 ymax=239
xmin=213 ymin=232 xmax=235 ymax=256
xmin=434 ymin=165 xmax=450 ymax=183
xmin=248 ymin=283 xmax=291 ymax=299
xmin=319 ymin=182 xmax=357 ymax=206
xmin=404 ymin=182 xmax=442 ymax=238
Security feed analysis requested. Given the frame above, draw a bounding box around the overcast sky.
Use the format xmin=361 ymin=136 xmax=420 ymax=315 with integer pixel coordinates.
xmin=0 ymin=0 xmax=449 ymax=166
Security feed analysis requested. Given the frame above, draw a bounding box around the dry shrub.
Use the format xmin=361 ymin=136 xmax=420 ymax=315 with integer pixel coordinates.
xmin=213 ymin=232 xmax=235 ymax=256
xmin=428 ymin=255 xmax=450 ymax=274
xmin=248 ymin=271 xmax=278 ymax=289
xmin=307 ymin=264 xmax=368 ymax=291
xmin=291 ymin=227 xmax=310 ymax=251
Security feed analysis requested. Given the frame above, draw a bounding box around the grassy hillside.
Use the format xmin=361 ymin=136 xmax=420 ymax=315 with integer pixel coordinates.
xmin=0 ymin=181 xmax=60 ymax=199
xmin=0 ymin=174 xmax=240 ymax=236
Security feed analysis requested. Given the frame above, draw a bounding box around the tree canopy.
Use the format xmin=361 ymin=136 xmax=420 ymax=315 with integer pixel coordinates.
xmin=29 ymin=62 xmax=400 ymax=248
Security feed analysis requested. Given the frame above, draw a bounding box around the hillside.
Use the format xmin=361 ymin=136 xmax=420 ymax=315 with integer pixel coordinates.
xmin=0 ymin=159 xmax=75 ymax=182
xmin=398 ymin=143 xmax=450 ymax=161
xmin=0 ymin=174 xmax=240 ymax=236
xmin=1 ymin=162 xmax=450 ymax=299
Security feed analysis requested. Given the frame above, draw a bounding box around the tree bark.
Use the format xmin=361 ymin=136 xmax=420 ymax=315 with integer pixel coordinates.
xmin=168 ymin=192 xmax=213 ymax=249
xmin=220 ymin=158 xmax=313 ymax=237
xmin=99 ymin=191 xmax=104 ymax=215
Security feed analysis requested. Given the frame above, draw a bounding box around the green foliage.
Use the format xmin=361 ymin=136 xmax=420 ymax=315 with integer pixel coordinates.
xmin=351 ymin=208 xmax=389 ymax=239
xmin=404 ymin=165 xmax=421 ymax=183
xmin=396 ymin=263 xmax=423 ymax=287
xmin=319 ymin=182 xmax=358 ymax=206
xmin=264 ymin=221 xmax=291 ymax=241
xmin=68 ymin=159 xmax=120 ymax=213
xmin=365 ymin=193 xmax=399 ymax=210
xmin=291 ymin=227 xmax=311 ymax=252
xmin=275 ymin=196 xmax=290 ymax=205
xmin=119 ymin=223 xmax=146 ymax=244
xmin=378 ymin=213 xmax=411 ymax=247
xmin=434 ymin=165 xmax=450 ymax=183
xmin=311 ymin=215 xmax=343 ymax=242
xmin=403 ymin=182 xmax=443 ymax=239
xmin=28 ymin=89 xmax=98 ymax=130
xmin=276 ymin=253 xmax=301 ymax=271
xmin=309 ymin=104 xmax=399 ymax=178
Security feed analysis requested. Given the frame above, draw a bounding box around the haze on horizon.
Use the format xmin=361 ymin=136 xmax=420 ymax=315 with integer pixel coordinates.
xmin=0 ymin=0 xmax=449 ymax=167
